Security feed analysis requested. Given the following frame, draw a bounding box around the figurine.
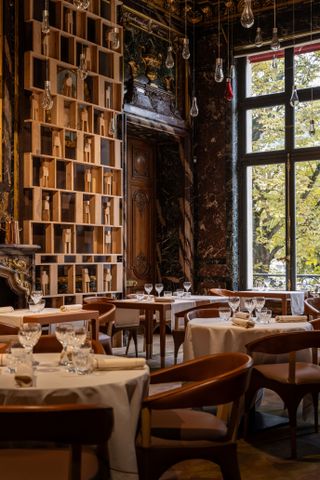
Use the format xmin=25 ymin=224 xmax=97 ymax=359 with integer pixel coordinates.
xmin=84 ymin=137 xmax=92 ymax=163
xmin=52 ymin=131 xmax=62 ymax=157
xmin=83 ymin=200 xmax=91 ymax=223
xmin=98 ymin=112 xmax=106 ymax=136
xmin=85 ymin=169 xmax=92 ymax=192
xmin=42 ymin=195 xmax=50 ymax=221
xmin=105 ymin=85 xmax=111 ymax=108
xmin=104 ymin=268 xmax=112 ymax=292
xmin=104 ymin=201 xmax=111 ymax=224
xmin=40 ymin=160 xmax=49 ymax=187
xmin=41 ymin=270 xmax=49 ymax=295
xmin=80 ymin=106 xmax=89 ymax=132
xmin=105 ymin=229 xmax=112 ymax=252
xmin=104 ymin=172 xmax=113 ymax=195
xmin=31 ymin=94 xmax=39 ymax=121
xmin=82 ymin=268 xmax=90 ymax=293
xmin=65 ymin=10 xmax=73 ymax=34
xmin=63 ymin=72 xmax=73 ymax=97
xmin=63 ymin=228 xmax=72 ymax=253
xmin=108 ymin=116 xmax=116 ymax=136
xmin=42 ymin=33 xmax=49 ymax=57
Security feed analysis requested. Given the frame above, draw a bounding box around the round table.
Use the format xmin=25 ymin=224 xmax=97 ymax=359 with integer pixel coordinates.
xmin=0 ymin=353 xmax=149 ymax=480
xmin=184 ymin=317 xmax=314 ymax=361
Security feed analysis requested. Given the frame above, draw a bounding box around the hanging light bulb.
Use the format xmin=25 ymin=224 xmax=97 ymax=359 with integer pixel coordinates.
xmin=270 ymin=27 xmax=280 ymax=51
xmin=225 ymin=77 xmax=234 ymax=102
xmin=290 ymin=85 xmax=299 ymax=108
xmin=41 ymin=9 xmax=50 ymax=34
xmin=41 ymin=80 xmax=53 ymax=111
xmin=309 ymin=119 xmax=316 ymax=136
xmin=271 ymin=54 xmax=278 ymax=69
xmin=165 ymin=45 xmax=175 ymax=69
xmin=229 ymin=64 xmax=235 ymax=79
xmin=110 ymin=28 xmax=120 ymax=50
xmin=241 ymin=0 xmax=254 ymax=29
xmin=78 ymin=52 xmax=88 ymax=80
xmin=214 ymin=58 xmax=224 ymax=83
xmin=182 ymin=38 xmax=190 ymax=60
xmin=255 ymin=27 xmax=263 ymax=47
xmin=190 ymin=96 xmax=199 ymax=117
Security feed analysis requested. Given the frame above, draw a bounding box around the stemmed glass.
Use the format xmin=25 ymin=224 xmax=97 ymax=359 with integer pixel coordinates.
xmin=228 ymin=296 xmax=240 ymax=317
xmin=55 ymin=323 xmax=75 ymax=366
xmin=183 ymin=281 xmax=192 ymax=297
xmin=30 ymin=290 xmax=43 ymax=304
xmin=254 ymin=297 xmax=265 ymax=318
xmin=155 ymin=283 xmax=164 ymax=297
xmin=144 ymin=283 xmax=153 ymax=301
xmin=244 ymin=298 xmax=255 ymax=318
xmin=18 ymin=323 xmax=42 ymax=363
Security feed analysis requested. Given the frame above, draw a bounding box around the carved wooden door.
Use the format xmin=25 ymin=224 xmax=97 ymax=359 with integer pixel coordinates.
xmin=126 ymin=137 xmax=155 ymax=292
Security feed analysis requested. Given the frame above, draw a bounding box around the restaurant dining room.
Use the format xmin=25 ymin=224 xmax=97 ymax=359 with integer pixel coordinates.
xmin=1 ymin=0 xmax=320 ymax=479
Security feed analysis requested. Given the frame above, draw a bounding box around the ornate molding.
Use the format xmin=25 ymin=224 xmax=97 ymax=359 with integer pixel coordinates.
xmin=133 ymin=253 xmax=151 ymax=278
xmin=0 ymin=256 xmax=32 ymax=296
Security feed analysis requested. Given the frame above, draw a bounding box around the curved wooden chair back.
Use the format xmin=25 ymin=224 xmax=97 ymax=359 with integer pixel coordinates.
xmin=186 ymin=307 xmax=224 ymax=323
xmin=209 ymin=288 xmax=234 ymax=296
xmin=304 ymin=297 xmax=320 ymax=318
xmin=83 ymin=296 xmax=114 ymax=304
xmin=82 ymin=302 xmax=116 ymax=327
xmin=31 ymin=335 xmax=106 ymax=355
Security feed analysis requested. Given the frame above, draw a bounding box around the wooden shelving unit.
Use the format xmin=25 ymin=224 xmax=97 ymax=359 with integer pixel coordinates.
xmin=23 ymin=0 xmax=123 ymax=306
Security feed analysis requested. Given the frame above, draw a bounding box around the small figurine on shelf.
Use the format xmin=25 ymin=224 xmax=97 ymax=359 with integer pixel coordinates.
xmin=41 ymin=270 xmax=49 ymax=296
xmin=80 ymin=106 xmax=89 ymax=132
xmin=84 ymin=137 xmax=92 ymax=163
xmin=63 ymin=72 xmax=73 ymax=97
xmin=85 ymin=168 xmax=92 ymax=192
xmin=104 ymin=201 xmax=111 ymax=224
xmin=104 ymin=171 xmax=113 ymax=195
xmin=84 ymin=46 xmax=92 ymax=71
xmin=63 ymin=228 xmax=72 ymax=253
xmin=108 ymin=116 xmax=116 ymax=136
xmin=65 ymin=10 xmax=73 ymax=34
xmin=40 ymin=160 xmax=50 ymax=187
xmin=31 ymin=94 xmax=39 ymax=121
xmin=42 ymin=33 xmax=50 ymax=57
xmin=42 ymin=195 xmax=51 ymax=221
xmin=104 ymin=267 xmax=113 ymax=292
xmin=105 ymin=86 xmax=111 ymax=109
xmin=82 ymin=268 xmax=91 ymax=293
xmin=83 ymin=200 xmax=91 ymax=223
xmin=98 ymin=112 xmax=106 ymax=136
xmin=52 ymin=131 xmax=62 ymax=157
xmin=105 ymin=229 xmax=112 ymax=253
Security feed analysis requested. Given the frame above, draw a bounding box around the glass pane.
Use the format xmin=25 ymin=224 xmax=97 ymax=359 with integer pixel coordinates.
xmin=247 ymin=164 xmax=286 ymax=290
xmin=247 ymin=105 xmax=285 ymax=153
xmin=247 ymin=53 xmax=285 ymax=97
xmin=294 ymin=44 xmax=320 ymax=90
xmin=295 ymin=100 xmax=320 ymax=148
xmin=296 ymin=161 xmax=320 ymax=292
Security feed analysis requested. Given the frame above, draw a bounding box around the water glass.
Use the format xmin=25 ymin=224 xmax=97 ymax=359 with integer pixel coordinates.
xmin=73 ymin=347 xmax=93 ymax=375
xmin=144 ymin=283 xmax=153 ymax=301
xmin=14 ymin=351 xmax=34 ymax=387
xmin=55 ymin=323 xmax=75 ymax=366
xmin=257 ymin=308 xmax=272 ymax=324
xmin=155 ymin=283 xmax=164 ymax=297
xmin=6 ymin=344 xmax=27 ymax=373
xmin=218 ymin=307 xmax=232 ymax=322
xmin=164 ymin=291 xmax=172 ymax=297
xmin=28 ymin=299 xmax=46 ymax=312
xmin=175 ymin=289 xmax=184 ymax=298
xmin=136 ymin=291 xmax=145 ymax=301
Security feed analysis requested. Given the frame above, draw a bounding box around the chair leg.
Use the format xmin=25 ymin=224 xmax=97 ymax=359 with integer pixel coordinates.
xmin=132 ymin=328 xmax=138 ymax=357
xmin=312 ymin=392 xmax=318 ymax=433
xmin=218 ymin=444 xmax=242 ymax=480
xmin=125 ymin=330 xmax=132 ymax=355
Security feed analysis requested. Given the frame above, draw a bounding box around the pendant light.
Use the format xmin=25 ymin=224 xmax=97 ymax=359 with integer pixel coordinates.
xmin=214 ymin=0 xmax=224 ymax=83
xmin=309 ymin=0 xmax=315 ymax=136
xmin=182 ymin=0 xmax=190 ymax=60
xmin=41 ymin=0 xmax=53 ymax=111
xmin=270 ymin=0 xmax=280 ymax=52
xmin=224 ymin=8 xmax=233 ymax=102
xmin=289 ymin=1 xmax=299 ymax=108
xmin=189 ymin=1 xmax=199 ymax=118
xmin=241 ymin=0 xmax=254 ymax=29
xmin=78 ymin=45 xmax=88 ymax=80
xmin=74 ymin=0 xmax=90 ymax=11
xmin=255 ymin=27 xmax=263 ymax=48
xmin=41 ymin=0 xmax=50 ymax=34
xmin=165 ymin=7 xmax=174 ymax=69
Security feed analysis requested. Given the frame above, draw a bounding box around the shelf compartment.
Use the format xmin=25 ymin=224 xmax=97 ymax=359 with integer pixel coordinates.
xmin=64 ymin=130 xmax=77 ymax=159
xmin=102 ymin=263 xmax=122 ymax=293
xmin=104 ymin=226 xmax=122 ymax=255
xmin=76 ymin=42 xmax=98 ymax=74
xmin=76 ymin=225 xmax=104 ymax=254
xmin=78 ymin=104 xmax=93 ymax=133
xmin=60 ymin=192 xmax=76 ymax=222
xmin=75 ymin=264 xmax=97 ymax=294
xmin=60 ymin=34 xmax=76 ymax=64
xmin=103 ymin=167 xmax=121 ymax=196
xmin=58 ymin=264 xmax=75 ymax=294
xmin=101 ymin=196 xmax=121 ymax=226
xmin=24 ymin=154 xmax=55 ymax=189
xmin=57 ymin=66 xmax=77 ymax=98
xmin=56 ymin=159 xmax=73 ymax=190
xmin=62 ymin=6 xmax=76 ymax=36
xmin=23 ymin=221 xmax=54 ymax=253
xmin=74 ymin=164 xmax=102 ymax=194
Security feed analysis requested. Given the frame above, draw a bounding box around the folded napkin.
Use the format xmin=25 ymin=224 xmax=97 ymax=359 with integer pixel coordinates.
xmin=275 ymin=315 xmax=308 ymax=323
xmin=154 ymin=297 xmax=175 ymax=303
xmin=0 ymin=353 xmax=8 ymax=366
xmin=92 ymin=355 xmax=146 ymax=370
xmin=60 ymin=304 xmax=83 ymax=312
xmin=232 ymin=318 xmax=255 ymax=329
xmin=0 ymin=306 xmax=14 ymax=313
xmin=14 ymin=374 xmax=33 ymax=387
xmin=234 ymin=311 xmax=251 ymax=320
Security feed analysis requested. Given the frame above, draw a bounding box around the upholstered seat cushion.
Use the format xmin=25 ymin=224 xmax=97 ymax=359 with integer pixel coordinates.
xmin=255 ymin=362 xmax=320 ymax=384
xmin=151 ymin=408 xmax=227 ymax=441
xmin=0 ymin=447 xmax=99 ymax=480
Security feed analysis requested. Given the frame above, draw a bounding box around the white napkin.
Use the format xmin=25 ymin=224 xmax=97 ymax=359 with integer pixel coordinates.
xmin=0 ymin=353 xmax=8 ymax=366
xmin=290 ymin=292 xmax=305 ymax=315
xmin=234 ymin=311 xmax=251 ymax=320
xmin=92 ymin=355 xmax=146 ymax=370
xmin=0 ymin=306 xmax=14 ymax=313
xmin=60 ymin=304 xmax=83 ymax=312
xmin=275 ymin=315 xmax=308 ymax=323
xmin=232 ymin=318 xmax=255 ymax=329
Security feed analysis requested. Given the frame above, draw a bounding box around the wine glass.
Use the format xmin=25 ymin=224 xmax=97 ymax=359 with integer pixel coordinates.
xmin=144 ymin=283 xmax=153 ymax=301
xmin=183 ymin=281 xmax=192 ymax=297
xmin=244 ymin=298 xmax=255 ymax=318
xmin=228 ymin=296 xmax=240 ymax=317
xmin=18 ymin=323 xmax=42 ymax=363
xmin=55 ymin=323 xmax=75 ymax=366
xmin=30 ymin=290 xmax=43 ymax=305
xmin=155 ymin=283 xmax=164 ymax=297
xmin=254 ymin=297 xmax=265 ymax=317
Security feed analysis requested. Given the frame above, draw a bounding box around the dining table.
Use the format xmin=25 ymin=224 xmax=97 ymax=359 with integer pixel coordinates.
xmin=236 ymin=290 xmax=305 ymax=315
xmin=0 ymin=352 xmax=149 ymax=480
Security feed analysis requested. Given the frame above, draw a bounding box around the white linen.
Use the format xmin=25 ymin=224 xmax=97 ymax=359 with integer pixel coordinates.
xmin=93 ymin=355 xmax=146 ymax=370
xmin=290 ymin=292 xmax=305 ymax=315
xmin=0 ymin=306 xmax=14 ymax=313
xmin=0 ymin=308 xmax=60 ymax=328
xmin=275 ymin=315 xmax=308 ymax=323
xmin=231 ymin=318 xmax=255 ymax=328
xmin=60 ymin=304 xmax=83 ymax=312
xmin=184 ymin=317 xmax=313 ymax=361
xmin=0 ymin=353 xmax=149 ymax=480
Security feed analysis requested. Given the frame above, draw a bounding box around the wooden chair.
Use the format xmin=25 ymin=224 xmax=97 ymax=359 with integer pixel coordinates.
xmin=0 ymin=403 xmax=113 ymax=480
xmin=172 ymin=302 xmax=228 ymax=363
xmin=304 ymin=297 xmax=320 ymax=319
xmin=136 ymin=352 xmax=253 ymax=480
xmin=209 ymin=288 xmax=235 ymax=296
xmin=245 ymin=331 xmax=320 ymax=458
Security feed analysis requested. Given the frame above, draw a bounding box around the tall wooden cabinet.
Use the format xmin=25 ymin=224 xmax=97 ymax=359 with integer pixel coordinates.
xmin=23 ymin=0 xmax=123 ymax=306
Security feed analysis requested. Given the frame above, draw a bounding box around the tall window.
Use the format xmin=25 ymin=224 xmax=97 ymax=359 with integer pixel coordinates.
xmin=239 ymin=44 xmax=320 ymax=291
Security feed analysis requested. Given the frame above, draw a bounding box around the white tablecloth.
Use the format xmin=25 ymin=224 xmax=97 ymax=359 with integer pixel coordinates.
xmin=184 ymin=317 xmax=313 ymax=361
xmin=0 ymin=308 xmax=61 ymax=328
xmin=0 ymin=353 xmax=149 ymax=480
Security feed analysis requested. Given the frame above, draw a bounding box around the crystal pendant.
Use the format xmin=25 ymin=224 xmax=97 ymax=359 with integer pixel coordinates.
xmin=41 ymin=80 xmax=53 ymax=111
xmin=214 ymin=58 xmax=224 ymax=83
xmin=41 ymin=9 xmax=50 ymax=34
xmin=241 ymin=0 xmax=254 ymax=29
xmin=78 ymin=53 xmax=88 ymax=80
xmin=289 ymin=85 xmax=299 ymax=108
xmin=165 ymin=46 xmax=175 ymax=69
xmin=110 ymin=28 xmax=120 ymax=50
xmin=74 ymin=0 xmax=90 ymax=11
xmin=225 ymin=78 xmax=234 ymax=102
xmin=255 ymin=27 xmax=263 ymax=47
xmin=229 ymin=64 xmax=235 ymax=79
xmin=309 ymin=119 xmax=316 ymax=136
xmin=190 ymin=96 xmax=199 ymax=117
xmin=182 ymin=38 xmax=190 ymax=60
xmin=271 ymin=27 xmax=280 ymax=51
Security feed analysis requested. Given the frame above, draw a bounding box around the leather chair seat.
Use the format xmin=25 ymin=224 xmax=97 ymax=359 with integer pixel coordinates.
xmin=255 ymin=362 xmax=320 ymax=384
